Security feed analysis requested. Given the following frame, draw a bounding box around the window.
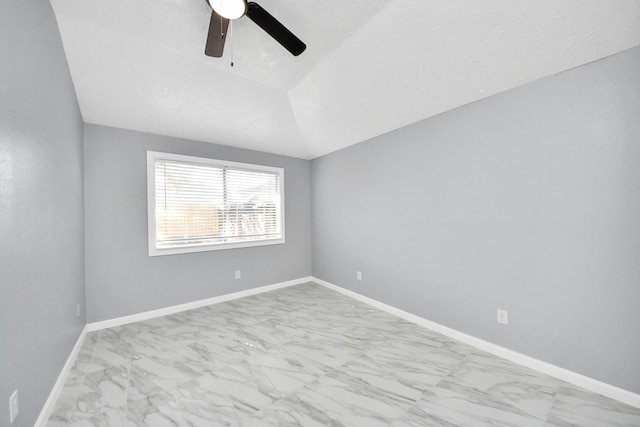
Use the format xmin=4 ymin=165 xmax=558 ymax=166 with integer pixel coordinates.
xmin=147 ymin=151 xmax=284 ymax=256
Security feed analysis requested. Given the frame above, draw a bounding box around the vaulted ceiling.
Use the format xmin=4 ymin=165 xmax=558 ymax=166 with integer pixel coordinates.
xmin=50 ymin=0 xmax=640 ymax=159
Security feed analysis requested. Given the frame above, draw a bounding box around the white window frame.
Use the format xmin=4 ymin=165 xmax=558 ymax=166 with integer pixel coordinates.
xmin=147 ymin=151 xmax=285 ymax=256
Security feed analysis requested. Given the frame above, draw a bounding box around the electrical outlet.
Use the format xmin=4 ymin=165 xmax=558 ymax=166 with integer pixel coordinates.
xmin=357 ymin=271 xmax=362 ymax=281
xmin=497 ymin=309 xmax=509 ymax=325
xmin=9 ymin=390 xmax=18 ymax=423
xmin=235 ymin=270 xmax=241 ymax=280
xmin=76 ymin=304 xmax=81 ymax=318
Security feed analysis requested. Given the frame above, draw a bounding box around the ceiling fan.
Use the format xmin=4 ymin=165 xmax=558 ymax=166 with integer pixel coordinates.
xmin=204 ymin=0 xmax=306 ymax=58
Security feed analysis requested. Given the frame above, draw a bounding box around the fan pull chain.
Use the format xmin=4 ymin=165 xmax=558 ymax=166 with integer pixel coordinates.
xmin=229 ymin=20 xmax=235 ymax=67
xmin=219 ymin=11 xmax=224 ymax=40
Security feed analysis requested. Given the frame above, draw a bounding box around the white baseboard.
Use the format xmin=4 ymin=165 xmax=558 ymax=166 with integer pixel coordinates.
xmin=87 ymin=276 xmax=313 ymax=331
xmin=36 ymin=277 xmax=312 ymax=425
xmin=35 ymin=324 xmax=89 ymax=427
xmin=37 ymin=274 xmax=640 ymax=427
xmin=312 ymin=276 xmax=640 ymax=409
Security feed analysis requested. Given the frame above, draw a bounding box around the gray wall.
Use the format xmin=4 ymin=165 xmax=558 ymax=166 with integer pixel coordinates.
xmin=0 ymin=1 xmax=86 ymax=426
xmin=84 ymin=124 xmax=311 ymax=322
xmin=311 ymin=47 xmax=640 ymax=393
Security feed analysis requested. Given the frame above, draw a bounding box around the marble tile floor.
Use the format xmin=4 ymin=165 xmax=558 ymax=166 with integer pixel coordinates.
xmin=46 ymin=282 xmax=640 ymax=427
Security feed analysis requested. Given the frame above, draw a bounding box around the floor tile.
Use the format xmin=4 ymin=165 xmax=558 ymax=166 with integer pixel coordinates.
xmin=393 ymin=383 xmax=546 ymax=427
xmin=546 ymin=383 xmax=640 ymax=427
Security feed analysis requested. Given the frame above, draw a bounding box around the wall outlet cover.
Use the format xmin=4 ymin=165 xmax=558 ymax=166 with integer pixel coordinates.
xmin=497 ymin=309 xmax=509 ymax=325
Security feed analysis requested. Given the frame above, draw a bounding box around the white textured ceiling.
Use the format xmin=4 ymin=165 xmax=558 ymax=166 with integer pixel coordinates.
xmin=50 ymin=0 xmax=640 ymax=159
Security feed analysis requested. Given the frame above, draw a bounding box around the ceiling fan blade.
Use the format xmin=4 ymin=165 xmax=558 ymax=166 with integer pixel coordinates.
xmin=205 ymin=10 xmax=229 ymax=57
xmin=246 ymin=2 xmax=306 ymax=56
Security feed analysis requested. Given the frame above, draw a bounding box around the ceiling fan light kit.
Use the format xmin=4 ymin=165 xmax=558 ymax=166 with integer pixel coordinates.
xmin=204 ymin=0 xmax=306 ymax=58
xmin=206 ymin=0 xmax=246 ymax=20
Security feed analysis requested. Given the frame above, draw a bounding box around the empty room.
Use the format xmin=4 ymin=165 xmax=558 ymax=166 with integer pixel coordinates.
xmin=1 ymin=0 xmax=640 ymax=426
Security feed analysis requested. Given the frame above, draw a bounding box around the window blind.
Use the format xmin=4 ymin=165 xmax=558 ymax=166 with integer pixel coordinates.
xmin=153 ymin=157 xmax=282 ymax=251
